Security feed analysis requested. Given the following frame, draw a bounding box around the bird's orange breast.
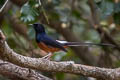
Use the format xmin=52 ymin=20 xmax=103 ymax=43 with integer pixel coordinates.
xmin=37 ymin=42 xmax=67 ymax=53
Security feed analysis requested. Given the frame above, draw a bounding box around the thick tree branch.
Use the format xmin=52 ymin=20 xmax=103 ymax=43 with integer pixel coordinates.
xmin=0 ymin=30 xmax=52 ymax=80
xmin=0 ymin=30 xmax=120 ymax=80
xmin=0 ymin=59 xmax=52 ymax=80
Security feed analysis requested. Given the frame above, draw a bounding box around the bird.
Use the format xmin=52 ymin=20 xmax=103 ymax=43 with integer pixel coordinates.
xmin=30 ymin=23 xmax=115 ymax=59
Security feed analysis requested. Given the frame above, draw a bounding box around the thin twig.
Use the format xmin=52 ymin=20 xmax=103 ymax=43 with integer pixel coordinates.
xmin=38 ymin=0 xmax=49 ymax=24
xmin=0 ymin=0 xmax=9 ymax=13
xmin=41 ymin=6 xmax=50 ymax=24
xmin=38 ymin=0 xmax=41 ymax=6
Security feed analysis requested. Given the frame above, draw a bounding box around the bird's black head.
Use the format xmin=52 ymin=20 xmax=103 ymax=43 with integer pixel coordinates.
xmin=32 ymin=23 xmax=45 ymax=34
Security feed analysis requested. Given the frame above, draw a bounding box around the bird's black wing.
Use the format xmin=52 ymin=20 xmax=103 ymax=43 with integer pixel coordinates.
xmin=41 ymin=35 xmax=67 ymax=52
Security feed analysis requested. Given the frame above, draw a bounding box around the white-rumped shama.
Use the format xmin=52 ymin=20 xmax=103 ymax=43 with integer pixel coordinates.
xmin=30 ymin=23 xmax=115 ymax=59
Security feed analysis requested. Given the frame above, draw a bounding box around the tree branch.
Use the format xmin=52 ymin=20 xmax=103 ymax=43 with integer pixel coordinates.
xmin=0 ymin=59 xmax=52 ymax=80
xmin=0 ymin=30 xmax=120 ymax=80
xmin=0 ymin=0 xmax=9 ymax=13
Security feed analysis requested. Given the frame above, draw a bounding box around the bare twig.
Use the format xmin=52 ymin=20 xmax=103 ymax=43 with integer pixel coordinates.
xmin=0 ymin=0 xmax=9 ymax=13
xmin=38 ymin=0 xmax=41 ymax=6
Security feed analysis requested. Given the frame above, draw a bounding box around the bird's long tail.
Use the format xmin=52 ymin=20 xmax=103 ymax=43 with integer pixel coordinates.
xmin=56 ymin=40 xmax=116 ymax=47
xmin=64 ymin=42 xmax=115 ymax=47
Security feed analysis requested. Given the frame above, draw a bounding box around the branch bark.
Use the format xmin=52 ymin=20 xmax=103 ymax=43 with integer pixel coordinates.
xmin=0 ymin=30 xmax=120 ymax=80
xmin=0 ymin=59 xmax=52 ymax=80
xmin=0 ymin=30 xmax=52 ymax=80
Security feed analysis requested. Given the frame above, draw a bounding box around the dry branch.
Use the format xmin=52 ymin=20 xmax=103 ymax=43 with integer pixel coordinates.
xmin=0 ymin=30 xmax=120 ymax=80
xmin=0 ymin=59 xmax=52 ymax=80
xmin=0 ymin=30 xmax=52 ymax=80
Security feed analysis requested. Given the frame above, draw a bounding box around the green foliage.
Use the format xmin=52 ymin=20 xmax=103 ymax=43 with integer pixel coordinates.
xmin=1 ymin=0 xmax=120 ymax=79
xmin=20 ymin=2 xmax=39 ymax=22
xmin=97 ymin=0 xmax=114 ymax=19
xmin=97 ymin=0 xmax=120 ymax=24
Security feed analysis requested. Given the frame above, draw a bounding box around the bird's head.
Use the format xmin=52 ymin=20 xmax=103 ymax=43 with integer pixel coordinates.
xmin=30 ymin=23 xmax=45 ymax=34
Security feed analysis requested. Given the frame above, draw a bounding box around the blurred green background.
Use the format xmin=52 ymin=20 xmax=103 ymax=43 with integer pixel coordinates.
xmin=0 ymin=0 xmax=120 ymax=80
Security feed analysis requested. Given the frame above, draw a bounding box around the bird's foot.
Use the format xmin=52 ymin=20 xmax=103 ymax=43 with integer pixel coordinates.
xmin=41 ymin=52 xmax=52 ymax=60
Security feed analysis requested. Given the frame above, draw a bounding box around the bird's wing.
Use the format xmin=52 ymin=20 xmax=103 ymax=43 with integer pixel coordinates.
xmin=41 ymin=35 xmax=67 ymax=52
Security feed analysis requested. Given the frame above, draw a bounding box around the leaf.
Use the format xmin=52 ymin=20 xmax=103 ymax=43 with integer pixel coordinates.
xmin=20 ymin=3 xmax=39 ymax=22
xmin=97 ymin=0 xmax=114 ymax=20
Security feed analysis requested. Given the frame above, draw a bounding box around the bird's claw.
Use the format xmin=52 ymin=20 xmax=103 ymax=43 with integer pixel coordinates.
xmin=41 ymin=52 xmax=52 ymax=60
